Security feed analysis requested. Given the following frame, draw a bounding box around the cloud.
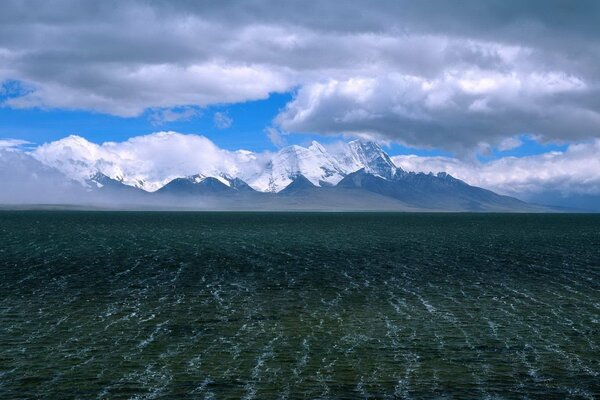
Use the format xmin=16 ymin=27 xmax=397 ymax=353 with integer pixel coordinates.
xmin=0 ymin=138 xmax=31 ymax=149
xmin=3 ymin=64 xmax=290 ymax=117
xmin=392 ymin=139 xmax=600 ymax=199
xmin=496 ymin=137 xmax=523 ymax=152
xmin=149 ymin=107 xmax=201 ymax=125
xmin=31 ymin=132 xmax=265 ymax=192
xmin=1 ymin=0 xmax=600 ymax=149
xmin=0 ymin=148 xmax=84 ymax=204
xmin=265 ymin=127 xmax=286 ymax=147
xmin=275 ymin=72 xmax=598 ymax=151
xmin=213 ymin=111 xmax=233 ymax=129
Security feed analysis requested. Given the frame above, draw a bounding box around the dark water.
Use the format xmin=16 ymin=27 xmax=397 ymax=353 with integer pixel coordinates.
xmin=0 ymin=212 xmax=599 ymax=399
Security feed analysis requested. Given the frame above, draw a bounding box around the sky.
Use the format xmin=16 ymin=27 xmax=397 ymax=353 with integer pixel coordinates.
xmin=1 ymin=0 xmax=600 ymax=208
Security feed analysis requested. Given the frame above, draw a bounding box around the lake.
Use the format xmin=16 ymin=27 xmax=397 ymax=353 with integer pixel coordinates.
xmin=0 ymin=212 xmax=598 ymax=398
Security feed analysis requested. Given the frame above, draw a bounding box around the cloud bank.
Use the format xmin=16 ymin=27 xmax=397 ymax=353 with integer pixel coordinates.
xmin=0 ymin=149 xmax=84 ymax=204
xmin=31 ymin=132 xmax=266 ymax=192
xmin=1 ymin=1 xmax=599 ymax=150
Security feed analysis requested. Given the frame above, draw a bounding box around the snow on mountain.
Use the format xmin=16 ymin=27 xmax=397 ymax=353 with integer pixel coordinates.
xmin=246 ymin=141 xmax=350 ymax=192
xmin=244 ymin=140 xmax=403 ymax=192
xmin=346 ymin=140 xmax=401 ymax=179
xmin=31 ymin=135 xmax=106 ymax=183
xmin=31 ymin=133 xmax=263 ymax=192
xmin=29 ymin=133 xmax=404 ymax=193
xmin=157 ymin=173 xmax=237 ymax=196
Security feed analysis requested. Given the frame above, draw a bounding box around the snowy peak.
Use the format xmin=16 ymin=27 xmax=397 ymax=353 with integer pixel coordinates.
xmin=307 ymin=140 xmax=327 ymax=154
xmin=30 ymin=134 xmax=407 ymax=194
xmin=347 ymin=140 xmax=401 ymax=179
xmin=88 ymin=172 xmax=114 ymax=188
xmin=86 ymin=171 xmax=147 ymax=196
xmin=158 ymin=174 xmax=234 ymax=195
xmin=32 ymin=135 xmax=104 ymax=183
xmin=247 ymin=142 xmax=348 ymax=192
xmin=157 ymin=173 xmax=256 ymax=196
xmin=249 ymin=138 xmax=402 ymax=192
xmin=219 ymin=174 xmax=255 ymax=191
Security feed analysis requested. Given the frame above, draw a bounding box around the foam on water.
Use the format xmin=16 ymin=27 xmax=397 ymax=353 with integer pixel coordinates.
xmin=0 ymin=211 xmax=598 ymax=398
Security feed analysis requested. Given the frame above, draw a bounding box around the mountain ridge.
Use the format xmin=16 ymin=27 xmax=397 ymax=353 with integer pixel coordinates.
xmin=3 ymin=138 xmax=561 ymax=211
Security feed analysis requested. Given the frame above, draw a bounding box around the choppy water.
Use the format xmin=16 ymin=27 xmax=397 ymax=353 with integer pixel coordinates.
xmin=0 ymin=212 xmax=599 ymax=399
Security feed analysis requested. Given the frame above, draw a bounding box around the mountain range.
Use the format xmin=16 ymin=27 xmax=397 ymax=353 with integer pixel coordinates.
xmin=18 ymin=137 xmax=548 ymax=212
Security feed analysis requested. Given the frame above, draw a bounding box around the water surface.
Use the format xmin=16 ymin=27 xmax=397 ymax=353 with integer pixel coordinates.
xmin=0 ymin=212 xmax=599 ymax=398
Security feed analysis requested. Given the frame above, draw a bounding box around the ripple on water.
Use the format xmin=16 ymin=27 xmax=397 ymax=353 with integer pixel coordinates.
xmin=0 ymin=211 xmax=598 ymax=398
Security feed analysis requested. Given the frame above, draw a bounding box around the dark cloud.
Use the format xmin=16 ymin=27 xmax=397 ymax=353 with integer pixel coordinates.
xmin=276 ymin=76 xmax=600 ymax=151
xmin=0 ymin=0 xmax=599 ymax=149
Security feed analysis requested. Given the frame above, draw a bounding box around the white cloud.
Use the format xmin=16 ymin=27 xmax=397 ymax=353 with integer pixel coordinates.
xmin=392 ymin=139 xmax=600 ymax=198
xmin=31 ymin=132 xmax=265 ymax=192
xmin=275 ymin=69 xmax=598 ymax=151
xmin=149 ymin=107 xmax=201 ymax=125
xmin=4 ymin=63 xmax=291 ymax=117
xmin=213 ymin=112 xmax=233 ymax=129
xmin=265 ymin=127 xmax=286 ymax=147
xmin=496 ymin=136 xmax=523 ymax=152
xmin=0 ymin=138 xmax=31 ymax=149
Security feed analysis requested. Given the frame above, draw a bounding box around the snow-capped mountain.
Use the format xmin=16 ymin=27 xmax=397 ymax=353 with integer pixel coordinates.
xmin=1 ymin=134 xmax=554 ymax=211
xmin=157 ymin=173 xmax=256 ymax=195
xmin=30 ymin=134 xmax=404 ymax=194
xmin=247 ymin=141 xmax=348 ymax=192
xmin=346 ymin=140 xmax=401 ymax=179
xmin=244 ymin=139 xmax=402 ymax=192
xmin=30 ymin=133 xmax=262 ymax=192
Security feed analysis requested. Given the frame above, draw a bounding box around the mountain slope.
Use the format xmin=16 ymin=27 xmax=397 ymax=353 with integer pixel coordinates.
xmin=278 ymin=174 xmax=318 ymax=195
xmin=220 ymin=174 xmax=257 ymax=192
xmin=156 ymin=174 xmax=237 ymax=196
xmin=345 ymin=140 xmax=400 ymax=179
xmin=88 ymin=172 xmax=148 ymax=195
xmin=246 ymin=140 xmax=405 ymax=192
xmin=247 ymin=141 xmax=348 ymax=192
xmin=338 ymin=169 xmax=546 ymax=212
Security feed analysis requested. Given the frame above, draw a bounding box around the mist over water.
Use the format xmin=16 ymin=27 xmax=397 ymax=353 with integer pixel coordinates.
xmin=0 ymin=212 xmax=598 ymax=398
